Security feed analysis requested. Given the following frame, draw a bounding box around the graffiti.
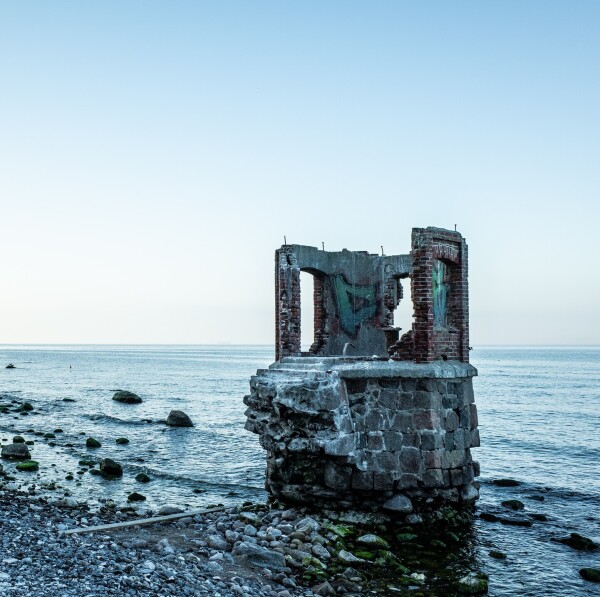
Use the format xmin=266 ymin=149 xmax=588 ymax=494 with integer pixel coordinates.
xmin=432 ymin=260 xmax=449 ymax=328
xmin=332 ymin=275 xmax=378 ymax=336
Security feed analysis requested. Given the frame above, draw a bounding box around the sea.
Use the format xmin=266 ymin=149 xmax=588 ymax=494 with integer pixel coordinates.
xmin=0 ymin=345 xmax=599 ymax=596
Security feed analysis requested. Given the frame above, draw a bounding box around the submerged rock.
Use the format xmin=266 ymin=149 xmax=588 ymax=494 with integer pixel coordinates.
xmin=166 ymin=410 xmax=194 ymax=427
xmin=135 ymin=473 xmax=151 ymax=483
xmin=501 ymin=499 xmax=524 ymax=511
xmin=115 ymin=437 xmax=130 ymax=445
xmin=492 ymin=479 xmax=520 ymax=487
xmin=112 ymin=390 xmax=143 ymax=404
xmin=100 ymin=458 xmax=123 ymax=478
xmin=456 ymin=573 xmax=489 ymax=594
xmin=127 ymin=492 xmax=146 ymax=502
xmin=580 ymin=568 xmax=600 ymax=582
xmin=556 ymin=533 xmax=598 ymax=551
xmin=1 ymin=443 xmax=31 ymax=460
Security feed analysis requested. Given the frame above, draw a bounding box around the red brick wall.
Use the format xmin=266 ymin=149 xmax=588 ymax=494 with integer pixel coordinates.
xmin=411 ymin=228 xmax=469 ymax=363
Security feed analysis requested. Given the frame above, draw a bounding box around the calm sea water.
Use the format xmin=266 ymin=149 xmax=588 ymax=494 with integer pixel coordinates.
xmin=0 ymin=345 xmax=599 ymax=595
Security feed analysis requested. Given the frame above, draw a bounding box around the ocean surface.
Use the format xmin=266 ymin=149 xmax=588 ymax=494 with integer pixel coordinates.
xmin=1 ymin=345 xmax=599 ymax=595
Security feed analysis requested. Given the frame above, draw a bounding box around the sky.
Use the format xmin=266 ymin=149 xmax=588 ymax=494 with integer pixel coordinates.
xmin=1 ymin=1 xmax=599 ymax=346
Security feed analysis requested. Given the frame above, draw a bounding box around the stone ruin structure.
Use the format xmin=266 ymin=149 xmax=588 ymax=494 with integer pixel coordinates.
xmin=244 ymin=227 xmax=479 ymax=516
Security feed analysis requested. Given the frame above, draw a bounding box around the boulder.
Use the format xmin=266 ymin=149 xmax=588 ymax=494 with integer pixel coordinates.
xmin=232 ymin=541 xmax=286 ymax=570
xmin=86 ymin=437 xmax=101 ymax=448
xmin=127 ymin=492 xmax=146 ymax=502
xmin=100 ymin=458 xmax=123 ymax=478
xmin=112 ymin=390 xmax=143 ymax=404
xmin=383 ymin=494 xmax=413 ymax=514
xmin=12 ymin=436 xmax=25 ymax=443
xmin=2 ymin=443 xmax=31 ymax=460
xmin=115 ymin=437 xmax=130 ymax=445
xmin=580 ymin=568 xmax=600 ymax=583
xmin=135 ymin=473 xmax=151 ymax=483
xmin=166 ymin=410 xmax=194 ymax=427
xmin=16 ymin=460 xmax=39 ymax=472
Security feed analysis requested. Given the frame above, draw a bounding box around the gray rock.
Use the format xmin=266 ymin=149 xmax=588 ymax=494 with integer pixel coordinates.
xmin=165 ymin=410 xmax=194 ymax=427
xmin=113 ymin=391 xmax=143 ymax=404
xmin=337 ymin=550 xmax=365 ymax=564
xmin=233 ymin=541 xmax=286 ymax=570
xmin=100 ymin=458 xmax=123 ymax=478
xmin=206 ymin=534 xmax=229 ymax=551
xmin=1 ymin=443 xmax=31 ymax=460
xmin=357 ymin=534 xmax=390 ymax=548
xmin=383 ymin=494 xmax=413 ymax=514
xmin=158 ymin=506 xmax=184 ymax=515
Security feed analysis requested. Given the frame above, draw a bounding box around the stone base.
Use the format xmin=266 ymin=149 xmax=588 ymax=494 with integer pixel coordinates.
xmin=244 ymin=357 xmax=480 ymax=514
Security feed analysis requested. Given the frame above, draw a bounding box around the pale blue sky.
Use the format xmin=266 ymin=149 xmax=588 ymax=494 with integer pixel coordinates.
xmin=1 ymin=1 xmax=598 ymax=345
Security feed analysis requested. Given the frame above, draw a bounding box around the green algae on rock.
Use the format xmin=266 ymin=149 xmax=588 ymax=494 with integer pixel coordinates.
xmin=16 ymin=460 xmax=39 ymax=472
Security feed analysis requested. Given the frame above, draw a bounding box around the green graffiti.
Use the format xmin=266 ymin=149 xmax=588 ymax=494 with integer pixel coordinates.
xmin=332 ymin=276 xmax=378 ymax=336
xmin=432 ymin=260 xmax=449 ymax=328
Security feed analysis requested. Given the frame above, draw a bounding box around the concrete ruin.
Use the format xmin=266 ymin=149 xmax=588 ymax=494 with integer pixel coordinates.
xmin=244 ymin=227 xmax=479 ymax=516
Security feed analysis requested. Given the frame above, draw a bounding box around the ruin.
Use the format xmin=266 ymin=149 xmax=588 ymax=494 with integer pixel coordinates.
xmin=244 ymin=227 xmax=479 ymax=516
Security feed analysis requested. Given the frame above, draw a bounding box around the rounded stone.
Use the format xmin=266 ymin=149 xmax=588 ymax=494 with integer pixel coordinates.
xmin=100 ymin=458 xmax=123 ymax=478
xmin=1 ymin=443 xmax=31 ymax=460
xmin=86 ymin=437 xmax=101 ymax=449
xmin=16 ymin=460 xmax=39 ymax=472
xmin=166 ymin=410 xmax=194 ymax=427
xmin=383 ymin=494 xmax=413 ymax=514
xmin=112 ymin=390 xmax=143 ymax=404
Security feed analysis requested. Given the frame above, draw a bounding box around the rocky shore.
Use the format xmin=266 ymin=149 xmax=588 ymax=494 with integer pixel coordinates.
xmin=0 ymin=474 xmax=495 ymax=597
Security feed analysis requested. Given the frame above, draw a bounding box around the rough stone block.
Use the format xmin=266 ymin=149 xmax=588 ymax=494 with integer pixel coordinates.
xmin=379 ymin=379 xmax=400 ymax=389
xmin=442 ymin=393 xmax=460 ymax=409
xmin=423 ymin=469 xmax=445 ymax=488
xmin=453 ymin=429 xmax=466 ymax=450
xmin=352 ymin=470 xmax=374 ymax=490
xmin=413 ymin=409 xmax=440 ymax=430
xmin=401 ymin=379 xmax=417 ymax=392
xmin=364 ymin=409 xmax=386 ymax=430
xmin=445 ymin=432 xmax=455 ymax=450
xmin=398 ymin=392 xmax=414 ymax=409
xmin=442 ymin=449 xmax=466 ymax=469
xmin=374 ymin=472 xmax=396 ymax=490
xmin=346 ymin=379 xmax=367 ymax=394
xmin=391 ymin=411 xmax=413 ymax=432
xmin=383 ymin=431 xmax=404 ymax=452
xmin=459 ymin=405 xmax=471 ymax=428
xmin=473 ymin=461 xmax=481 ymax=477
xmin=450 ymin=468 xmax=464 ymax=486
xmin=324 ymin=434 xmax=356 ymax=456
xmin=420 ymin=431 xmax=444 ymax=450
xmin=377 ymin=389 xmax=401 ymax=410
xmin=402 ymin=432 xmax=420 ymax=448
xmin=462 ymin=464 xmax=475 ymax=484
xmin=396 ymin=473 xmax=420 ymax=489
xmin=323 ymin=462 xmax=352 ymax=490
xmin=366 ymin=432 xmax=385 ymax=451
xmin=423 ymin=450 xmax=443 ymax=469
xmin=399 ymin=447 xmax=421 ymax=474
xmin=445 ymin=410 xmax=459 ymax=432
xmin=469 ymin=404 xmax=478 ymax=429
xmin=414 ymin=391 xmax=442 ymax=410
xmin=373 ymin=451 xmax=400 ymax=472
